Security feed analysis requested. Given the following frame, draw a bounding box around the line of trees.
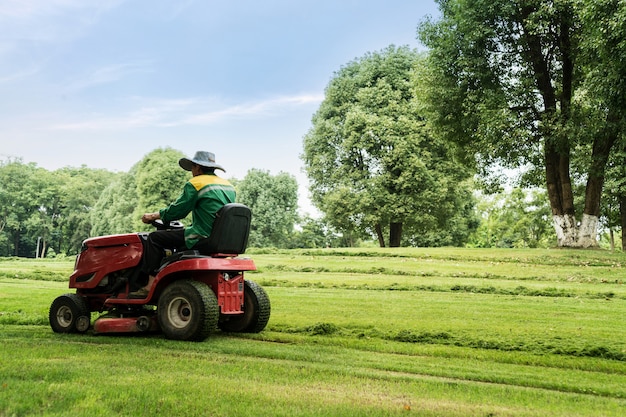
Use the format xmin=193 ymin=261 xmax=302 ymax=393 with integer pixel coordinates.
xmin=1 ymin=149 xmax=572 ymax=258
xmin=0 ymin=149 xmax=326 ymax=257
xmin=0 ymin=158 xmax=119 ymax=257
xmin=0 ymin=156 xmax=585 ymax=258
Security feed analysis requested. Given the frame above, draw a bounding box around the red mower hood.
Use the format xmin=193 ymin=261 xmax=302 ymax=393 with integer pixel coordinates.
xmin=83 ymin=233 xmax=141 ymax=248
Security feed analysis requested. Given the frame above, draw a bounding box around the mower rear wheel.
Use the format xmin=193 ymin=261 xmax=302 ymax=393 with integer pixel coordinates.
xmin=158 ymin=279 xmax=218 ymax=341
xmin=219 ymin=280 xmax=270 ymax=333
xmin=49 ymin=293 xmax=91 ymax=334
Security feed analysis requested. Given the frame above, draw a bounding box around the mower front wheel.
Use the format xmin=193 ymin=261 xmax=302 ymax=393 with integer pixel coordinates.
xmin=49 ymin=294 xmax=91 ymax=334
xmin=158 ymin=280 xmax=218 ymax=341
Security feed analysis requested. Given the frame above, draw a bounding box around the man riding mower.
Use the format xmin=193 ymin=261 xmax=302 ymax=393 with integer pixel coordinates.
xmin=49 ymin=151 xmax=270 ymax=341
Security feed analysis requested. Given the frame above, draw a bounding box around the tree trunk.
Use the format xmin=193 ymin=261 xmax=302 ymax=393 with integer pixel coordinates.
xmin=547 ymin=125 xmax=616 ymax=247
xmin=375 ymin=223 xmax=386 ymax=247
xmin=621 ymin=195 xmax=626 ymax=251
xmin=389 ymin=222 xmax=402 ymax=247
xmin=13 ymin=231 xmax=20 ymax=256
xmin=545 ymin=142 xmax=581 ymax=246
xmin=552 ymin=214 xmax=577 ymax=247
xmin=521 ymin=6 xmax=579 ymax=247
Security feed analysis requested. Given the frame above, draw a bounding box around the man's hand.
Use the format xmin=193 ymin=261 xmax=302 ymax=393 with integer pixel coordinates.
xmin=142 ymin=212 xmax=161 ymax=224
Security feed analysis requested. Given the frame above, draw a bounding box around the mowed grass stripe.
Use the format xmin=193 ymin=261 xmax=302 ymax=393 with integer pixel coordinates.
xmin=252 ymin=253 xmax=626 ymax=285
xmin=253 ymin=270 xmax=625 ymax=299
xmin=264 ymin=287 xmax=626 ymax=360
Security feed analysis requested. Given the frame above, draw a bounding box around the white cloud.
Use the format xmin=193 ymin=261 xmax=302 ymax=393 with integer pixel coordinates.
xmin=64 ymin=61 xmax=155 ymax=91
xmin=180 ymin=94 xmax=324 ymax=125
xmin=47 ymin=93 xmax=324 ymax=131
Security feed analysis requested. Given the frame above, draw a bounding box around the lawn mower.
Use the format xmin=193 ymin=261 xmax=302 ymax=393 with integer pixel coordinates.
xmin=48 ymin=203 xmax=270 ymax=341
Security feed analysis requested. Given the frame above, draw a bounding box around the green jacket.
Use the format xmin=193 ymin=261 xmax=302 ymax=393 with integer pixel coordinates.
xmin=159 ymin=174 xmax=236 ymax=248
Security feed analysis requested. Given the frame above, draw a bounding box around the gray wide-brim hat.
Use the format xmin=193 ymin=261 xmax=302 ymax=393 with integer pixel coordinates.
xmin=179 ymin=151 xmax=225 ymax=172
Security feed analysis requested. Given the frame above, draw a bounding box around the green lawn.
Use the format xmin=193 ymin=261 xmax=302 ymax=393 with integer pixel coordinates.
xmin=1 ymin=248 xmax=625 ymax=416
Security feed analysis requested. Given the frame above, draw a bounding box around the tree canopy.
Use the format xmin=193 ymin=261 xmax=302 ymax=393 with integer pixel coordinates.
xmin=0 ymin=149 xmax=305 ymax=257
xmin=0 ymin=158 xmax=118 ymax=257
xmin=418 ymin=0 xmax=626 ymax=247
xmin=302 ymin=45 xmax=477 ymax=247
xmin=236 ymin=169 xmax=299 ymax=248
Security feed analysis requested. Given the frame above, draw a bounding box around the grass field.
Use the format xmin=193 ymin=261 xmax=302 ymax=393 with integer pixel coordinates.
xmin=1 ymin=247 xmax=625 ymax=416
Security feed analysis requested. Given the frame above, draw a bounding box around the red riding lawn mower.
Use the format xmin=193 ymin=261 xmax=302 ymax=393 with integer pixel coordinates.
xmin=49 ymin=203 xmax=270 ymax=342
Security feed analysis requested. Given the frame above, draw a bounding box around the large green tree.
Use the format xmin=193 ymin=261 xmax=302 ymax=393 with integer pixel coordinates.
xmin=236 ymin=169 xmax=298 ymax=248
xmin=302 ymin=45 xmax=475 ymax=247
xmin=418 ymin=0 xmax=626 ymax=247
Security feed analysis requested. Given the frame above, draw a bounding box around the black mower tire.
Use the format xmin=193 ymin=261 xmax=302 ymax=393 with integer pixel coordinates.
xmin=218 ymin=280 xmax=270 ymax=333
xmin=49 ymin=293 xmax=91 ymax=334
xmin=157 ymin=279 xmax=218 ymax=341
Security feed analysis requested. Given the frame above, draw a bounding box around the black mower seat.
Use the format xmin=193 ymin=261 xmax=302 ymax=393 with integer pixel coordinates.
xmin=192 ymin=203 xmax=251 ymax=255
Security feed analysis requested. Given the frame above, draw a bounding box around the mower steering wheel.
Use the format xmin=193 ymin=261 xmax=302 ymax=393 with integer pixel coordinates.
xmin=152 ymin=219 xmax=184 ymax=231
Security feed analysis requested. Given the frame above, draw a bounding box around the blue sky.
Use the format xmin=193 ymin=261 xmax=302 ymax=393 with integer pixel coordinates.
xmin=0 ymin=0 xmax=439 ymax=215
